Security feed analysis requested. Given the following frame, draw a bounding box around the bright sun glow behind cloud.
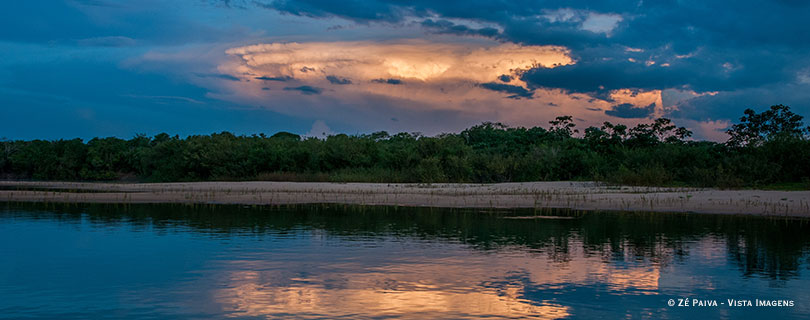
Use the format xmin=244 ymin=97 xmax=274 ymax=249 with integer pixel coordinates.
xmin=208 ymin=40 xmax=709 ymax=136
xmin=211 ymin=40 xmax=590 ymax=133
xmin=223 ymin=40 xmax=572 ymax=84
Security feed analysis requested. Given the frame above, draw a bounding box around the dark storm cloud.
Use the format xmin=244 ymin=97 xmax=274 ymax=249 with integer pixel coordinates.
xmin=420 ymin=19 xmax=500 ymax=38
xmin=254 ymin=0 xmax=810 ymax=50
xmin=249 ymin=0 xmax=810 ymax=121
xmin=256 ymin=0 xmax=414 ymax=23
xmin=671 ymin=84 xmax=810 ymax=121
xmin=256 ymin=76 xmax=293 ymax=81
xmin=326 ymin=75 xmax=352 ymax=84
xmin=283 ymin=85 xmax=323 ymax=95
xmin=479 ymin=83 xmax=533 ymax=99
xmin=605 ymin=103 xmax=656 ymax=119
xmin=371 ymin=78 xmax=402 ymax=85
xmin=522 ymin=49 xmax=792 ymax=96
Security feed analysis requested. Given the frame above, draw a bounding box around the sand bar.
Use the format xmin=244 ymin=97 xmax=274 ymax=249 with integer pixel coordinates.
xmin=1 ymin=180 xmax=809 ymax=216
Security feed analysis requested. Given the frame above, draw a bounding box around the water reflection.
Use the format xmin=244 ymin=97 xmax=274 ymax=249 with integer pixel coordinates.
xmin=219 ymin=269 xmax=570 ymax=319
xmin=1 ymin=203 xmax=809 ymax=319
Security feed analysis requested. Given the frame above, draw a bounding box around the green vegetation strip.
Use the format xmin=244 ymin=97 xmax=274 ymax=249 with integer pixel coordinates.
xmin=1 ymin=105 xmax=809 ymax=189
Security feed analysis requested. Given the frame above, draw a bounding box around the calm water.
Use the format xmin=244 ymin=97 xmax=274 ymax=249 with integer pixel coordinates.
xmin=1 ymin=203 xmax=809 ymax=319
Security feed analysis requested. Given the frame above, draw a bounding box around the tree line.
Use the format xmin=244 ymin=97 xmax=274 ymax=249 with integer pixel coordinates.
xmin=2 ymin=105 xmax=809 ymax=188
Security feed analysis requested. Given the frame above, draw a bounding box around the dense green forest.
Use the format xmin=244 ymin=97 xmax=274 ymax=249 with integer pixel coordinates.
xmin=2 ymin=105 xmax=809 ymax=188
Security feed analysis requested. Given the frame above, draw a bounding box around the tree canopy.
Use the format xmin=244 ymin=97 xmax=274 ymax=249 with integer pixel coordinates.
xmin=726 ymin=104 xmax=810 ymax=147
xmin=1 ymin=105 xmax=808 ymax=188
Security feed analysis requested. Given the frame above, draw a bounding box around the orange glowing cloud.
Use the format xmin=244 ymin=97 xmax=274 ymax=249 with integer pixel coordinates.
xmin=217 ymin=40 xmax=576 ymax=116
xmin=211 ymin=40 xmax=604 ymax=133
xmin=223 ymin=40 xmax=573 ymax=85
xmin=204 ymin=40 xmax=723 ymax=138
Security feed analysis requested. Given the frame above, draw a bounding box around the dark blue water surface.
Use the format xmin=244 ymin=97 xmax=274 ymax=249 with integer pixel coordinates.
xmin=1 ymin=203 xmax=809 ymax=319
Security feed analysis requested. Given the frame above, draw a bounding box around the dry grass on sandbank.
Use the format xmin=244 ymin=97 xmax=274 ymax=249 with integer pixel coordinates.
xmin=2 ymin=180 xmax=809 ymax=216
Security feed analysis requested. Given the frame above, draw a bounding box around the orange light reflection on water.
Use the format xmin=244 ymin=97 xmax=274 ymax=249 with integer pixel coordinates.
xmin=214 ymin=242 xmax=663 ymax=319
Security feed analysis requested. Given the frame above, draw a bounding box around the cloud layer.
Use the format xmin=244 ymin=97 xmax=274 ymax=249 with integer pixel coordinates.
xmin=224 ymin=41 xmax=571 ymax=85
xmin=2 ymin=0 xmax=808 ymax=140
xmin=249 ymin=0 xmax=810 ymax=128
xmin=205 ymin=40 xmax=690 ymax=135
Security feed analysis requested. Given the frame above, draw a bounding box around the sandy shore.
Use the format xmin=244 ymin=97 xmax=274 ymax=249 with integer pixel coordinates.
xmin=1 ymin=180 xmax=809 ymax=216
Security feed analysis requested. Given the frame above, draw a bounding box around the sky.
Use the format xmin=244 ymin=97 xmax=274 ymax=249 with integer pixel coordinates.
xmin=2 ymin=0 xmax=809 ymax=141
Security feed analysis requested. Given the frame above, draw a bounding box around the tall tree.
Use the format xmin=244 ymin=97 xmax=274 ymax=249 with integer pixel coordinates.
xmin=727 ymin=105 xmax=808 ymax=147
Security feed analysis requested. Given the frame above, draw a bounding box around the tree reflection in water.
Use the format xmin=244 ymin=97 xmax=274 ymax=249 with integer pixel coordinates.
xmin=5 ymin=202 xmax=808 ymax=281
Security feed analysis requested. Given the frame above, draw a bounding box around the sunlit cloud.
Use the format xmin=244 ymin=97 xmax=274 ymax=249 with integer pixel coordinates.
xmin=210 ymin=40 xmax=595 ymax=132
xmin=223 ymin=40 xmax=572 ymax=84
xmin=217 ymin=41 xmax=656 ymax=133
xmin=157 ymin=39 xmax=730 ymax=139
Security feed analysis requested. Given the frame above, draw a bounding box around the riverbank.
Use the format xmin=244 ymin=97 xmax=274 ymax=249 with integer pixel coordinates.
xmin=1 ymin=181 xmax=809 ymax=216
